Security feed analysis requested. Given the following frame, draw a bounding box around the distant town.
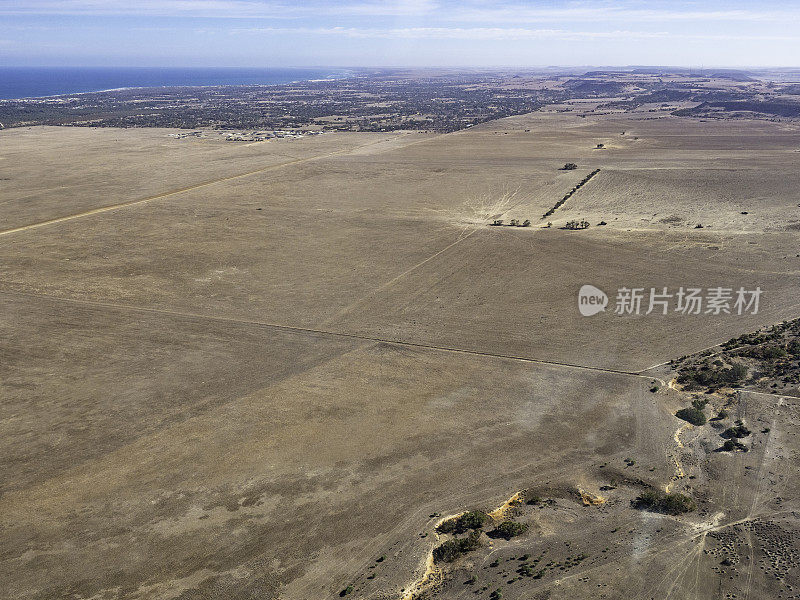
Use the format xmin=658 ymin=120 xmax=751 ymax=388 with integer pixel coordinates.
xmin=2 ymin=67 xmax=799 ymax=133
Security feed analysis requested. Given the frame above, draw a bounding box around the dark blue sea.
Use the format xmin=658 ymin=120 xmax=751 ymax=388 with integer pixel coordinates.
xmin=0 ymin=67 xmax=352 ymax=100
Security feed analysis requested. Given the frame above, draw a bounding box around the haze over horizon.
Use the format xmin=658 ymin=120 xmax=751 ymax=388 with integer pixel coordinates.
xmin=1 ymin=0 xmax=799 ymax=69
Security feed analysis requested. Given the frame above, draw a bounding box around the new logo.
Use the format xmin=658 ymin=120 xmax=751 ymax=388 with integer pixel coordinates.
xmin=578 ymin=284 xmax=608 ymax=316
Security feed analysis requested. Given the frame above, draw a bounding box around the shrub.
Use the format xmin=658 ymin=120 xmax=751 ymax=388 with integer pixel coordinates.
xmin=488 ymin=521 xmax=529 ymax=540
xmin=436 ymin=511 xmax=489 ymax=534
xmin=518 ymin=564 xmax=534 ymax=576
xmin=432 ymin=531 xmax=482 ymax=563
xmin=660 ymin=493 xmax=697 ymax=515
xmin=562 ymin=163 xmax=578 ymax=170
xmin=564 ymin=219 xmax=590 ymax=230
xmin=678 ymin=362 xmax=747 ymax=389
xmin=722 ymin=439 xmax=747 ymax=452
xmin=676 ymin=407 xmax=706 ymax=426
xmin=722 ymin=424 xmax=751 ymax=439
xmin=632 ymin=490 xmax=696 ymax=515
xmin=340 ymin=585 xmax=354 ymax=597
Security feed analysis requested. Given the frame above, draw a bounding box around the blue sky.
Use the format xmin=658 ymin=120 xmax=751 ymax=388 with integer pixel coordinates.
xmin=1 ymin=1 xmax=799 ymax=67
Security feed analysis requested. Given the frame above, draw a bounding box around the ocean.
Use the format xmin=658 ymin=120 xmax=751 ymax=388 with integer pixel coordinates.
xmin=0 ymin=67 xmax=352 ymax=100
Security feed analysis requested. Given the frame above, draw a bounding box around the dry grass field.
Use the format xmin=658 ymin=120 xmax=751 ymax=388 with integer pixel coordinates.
xmin=2 ymin=110 xmax=800 ymax=600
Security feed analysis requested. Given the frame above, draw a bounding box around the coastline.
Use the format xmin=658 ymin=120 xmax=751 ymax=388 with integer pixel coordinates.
xmin=0 ymin=67 xmax=357 ymax=102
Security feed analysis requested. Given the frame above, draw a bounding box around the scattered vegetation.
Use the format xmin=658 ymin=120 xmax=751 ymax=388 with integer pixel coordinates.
xmin=722 ymin=439 xmax=748 ymax=452
xmin=436 ymin=511 xmax=489 ymax=534
xmin=561 ymin=162 xmax=578 ymax=170
xmin=673 ymin=318 xmax=800 ymax=396
xmin=722 ymin=420 xmax=752 ymax=439
xmin=632 ymin=490 xmax=696 ymax=515
xmin=490 ymin=218 xmax=532 ymax=228
xmin=432 ymin=531 xmax=482 ymax=563
xmin=488 ymin=521 xmax=529 ymax=540
xmin=677 ymin=362 xmax=747 ymax=391
xmin=564 ymin=219 xmax=590 ymax=230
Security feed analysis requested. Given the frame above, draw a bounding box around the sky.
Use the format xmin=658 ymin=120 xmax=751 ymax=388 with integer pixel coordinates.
xmin=1 ymin=0 xmax=799 ymax=68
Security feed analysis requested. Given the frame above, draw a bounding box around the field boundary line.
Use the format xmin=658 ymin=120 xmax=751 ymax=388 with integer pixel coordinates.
xmin=2 ymin=289 xmax=656 ymax=379
xmin=0 ymin=135 xmax=401 ymax=238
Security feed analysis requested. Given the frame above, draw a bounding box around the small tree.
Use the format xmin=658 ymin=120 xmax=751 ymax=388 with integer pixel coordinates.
xmin=676 ymin=407 xmax=706 ymax=426
xmin=488 ymin=521 xmax=528 ymax=540
xmin=562 ymin=162 xmax=578 ymax=170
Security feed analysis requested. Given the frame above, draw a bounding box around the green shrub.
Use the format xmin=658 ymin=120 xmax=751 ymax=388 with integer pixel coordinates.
xmin=632 ymin=490 xmax=696 ymax=515
xmin=678 ymin=362 xmax=747 ymax=389
xmin=723 ymin=424 xmax=751 ymax=439
xmin=676 ymin=407 xmax=706 ymax=426
xmin=722 ymin=439 xmax=747 ymax=452
xmin=488 ymin=521 xmax=529 ymax=540
xmin=432 ymin=531 xmax=482 ymax=563
xmin=436 ymin=511 xmax=490 ymax=534
xmin=340 ymin=585 xmax=354 ymax=596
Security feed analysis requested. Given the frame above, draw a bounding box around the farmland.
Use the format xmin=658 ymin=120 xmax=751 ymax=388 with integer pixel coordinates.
xmin=2 ymin=72 xmax=800 ymax=600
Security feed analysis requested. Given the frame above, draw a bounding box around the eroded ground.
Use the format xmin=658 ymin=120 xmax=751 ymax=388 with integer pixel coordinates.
xmin=1 ymin=109 xmax=800 ymax=600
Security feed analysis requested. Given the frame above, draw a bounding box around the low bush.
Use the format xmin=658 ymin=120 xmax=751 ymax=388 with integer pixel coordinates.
xmin=722 ymin=439 xmax=747 ymax=452
xmin=678 ymin=363 xmax=747 ymax=389
xmin=632 ymin=490 xmax=696 ymax=515
xmin=722 ymin=423 xmax=751 ymax=439
xmin=436 ymin=511 xmax=489 ymax=534
xmin=432 ymin=531 xmax=482 ymax=563
xmin=676 ymin=407 xmax=706 ymax=426
xmin=488 ymin=521 xmax=529 ymax=540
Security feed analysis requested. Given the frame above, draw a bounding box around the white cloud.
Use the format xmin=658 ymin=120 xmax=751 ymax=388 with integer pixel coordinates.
xmin=232 ymin=26 xmax=672 ymax=40
xmin=0 ymin=1 xmax=293 ymax=17
xmin=448 ymin=5 xmax=796 ymax=23
xmin=337 ymin=0 xmax=438 ymax=16
xmin=1 ymin=0 xmax=796 ymax=23
xmin=0 ymin=0 xmax=438 ymax=17
xmin=229 ymin=25 xmax=800 ymax=43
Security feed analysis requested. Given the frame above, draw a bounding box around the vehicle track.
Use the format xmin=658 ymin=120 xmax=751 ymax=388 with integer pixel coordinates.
xmin=0 ymin=136 xmax=400 ymax=238
xmin=0 ymin=288 xmax=660 ymax=380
